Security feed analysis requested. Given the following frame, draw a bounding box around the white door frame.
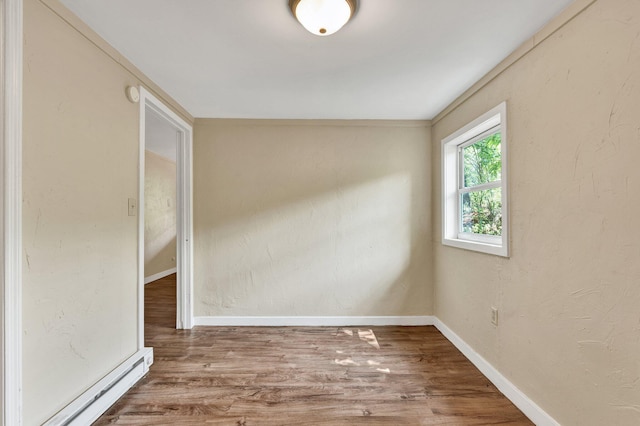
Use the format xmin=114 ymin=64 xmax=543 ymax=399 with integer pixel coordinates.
xmin=1 ymin=0 xmax=23 ymax=424
xmin=138 ymin=88 xmax=194 ymax=345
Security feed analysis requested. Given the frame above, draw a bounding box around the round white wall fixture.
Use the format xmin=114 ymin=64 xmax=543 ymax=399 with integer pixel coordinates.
xmin=126 ymin=86 xmax=140 ymax=103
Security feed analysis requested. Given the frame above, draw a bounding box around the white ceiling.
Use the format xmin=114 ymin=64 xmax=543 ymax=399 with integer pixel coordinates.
xmin=59 ymin=0 xmax=575 ymax=120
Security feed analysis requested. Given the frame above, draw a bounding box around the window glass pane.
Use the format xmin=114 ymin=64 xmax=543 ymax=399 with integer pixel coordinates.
xmin=463 ymin=132 xmax=501 ymax=188
xmin=461 ymin=187 xmax=502 ymax=236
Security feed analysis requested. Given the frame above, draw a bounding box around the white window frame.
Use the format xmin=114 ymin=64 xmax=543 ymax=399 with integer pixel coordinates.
xmin=442 ymin=102 xmax=508 ymax=257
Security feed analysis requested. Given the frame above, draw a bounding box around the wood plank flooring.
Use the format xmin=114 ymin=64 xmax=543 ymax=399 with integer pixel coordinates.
xmin=94 ymin=275 xmax=532 ymax=425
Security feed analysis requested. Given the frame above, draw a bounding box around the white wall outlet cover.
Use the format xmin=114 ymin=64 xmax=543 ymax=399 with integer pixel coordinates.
xmin=126 ymin=86 xmax=140 ymax=103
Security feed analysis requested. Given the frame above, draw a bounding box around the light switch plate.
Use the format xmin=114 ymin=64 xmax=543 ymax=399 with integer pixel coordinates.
xmin=491 ymin=307 xmax=499 ymax=326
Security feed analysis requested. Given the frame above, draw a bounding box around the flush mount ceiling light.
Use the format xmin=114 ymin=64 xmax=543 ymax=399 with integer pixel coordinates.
xmin=289 ymin=0 xmax=358 ymax=36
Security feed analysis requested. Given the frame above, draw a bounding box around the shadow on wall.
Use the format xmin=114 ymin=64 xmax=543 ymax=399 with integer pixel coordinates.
xmin=194 ymin=123 xmax=431 ymax=317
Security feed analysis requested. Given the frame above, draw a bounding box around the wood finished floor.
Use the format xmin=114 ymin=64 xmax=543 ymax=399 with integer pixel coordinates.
xmin=94 ymin=275 xmax=532 ymax=425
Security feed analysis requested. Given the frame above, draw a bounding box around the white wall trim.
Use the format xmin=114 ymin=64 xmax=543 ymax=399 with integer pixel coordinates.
xmin=43 ymin=348 xmax=153 ymax=426
xmin=433 ymin=318 xmax=560 ymax=426
xmin=144 ymin=267 xmax=177 ymax=285
xmin=137 ymin=88 xmax=146 ymax=349
xmin=139 ymin=87 xmax=194 ymax=340
xmin=194 ymin=316 xmax=435 ymax=327
xmin=1 ymin=0 xmax=23 ymax=425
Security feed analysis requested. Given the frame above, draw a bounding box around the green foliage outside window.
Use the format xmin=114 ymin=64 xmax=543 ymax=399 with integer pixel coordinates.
xmin=461 ymin=133 xmax=502 ymax=236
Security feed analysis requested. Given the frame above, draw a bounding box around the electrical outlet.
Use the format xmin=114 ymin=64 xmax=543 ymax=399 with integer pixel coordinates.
xmin=491 ymin=307 xmax=499 ymax=326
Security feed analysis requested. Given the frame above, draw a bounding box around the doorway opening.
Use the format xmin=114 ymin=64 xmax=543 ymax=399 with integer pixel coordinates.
xmin=138 ymin=88 xmax=193 ymax=349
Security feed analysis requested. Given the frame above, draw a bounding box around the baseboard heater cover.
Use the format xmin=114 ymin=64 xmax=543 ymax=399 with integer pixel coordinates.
xmin=44 ymin=347 xmax=153 ymax=426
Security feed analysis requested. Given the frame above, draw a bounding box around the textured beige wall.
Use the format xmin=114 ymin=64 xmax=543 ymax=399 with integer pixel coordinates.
xmin=23 ymin=0 xmax=139 ymax=423
xmin=431 ymin=0 xmax=640 ymax=424
xmin=194 ymin=120 xmax=432 ymax=317
xmin=144 ymin=150 xmax=177 ymax=278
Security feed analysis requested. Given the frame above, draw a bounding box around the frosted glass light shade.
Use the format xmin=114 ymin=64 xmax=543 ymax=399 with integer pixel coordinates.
xmin=289 ymin=0 xmax=357 ymax=36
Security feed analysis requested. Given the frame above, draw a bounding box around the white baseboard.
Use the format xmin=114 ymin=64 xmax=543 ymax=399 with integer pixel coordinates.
xmin=44 ymin=347 xmax=154 ymax=426
xmin=432 ymin=318 xmax=559 ymax=426
xmin=144 ymin=267 xmax=176 ymax=285
xmin=194 ymin=316 xmax=435 ymax=327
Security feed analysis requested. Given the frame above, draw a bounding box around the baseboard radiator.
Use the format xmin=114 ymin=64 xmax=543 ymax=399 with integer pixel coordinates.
xmin=44 ymin=347 xmax=153 ymax=426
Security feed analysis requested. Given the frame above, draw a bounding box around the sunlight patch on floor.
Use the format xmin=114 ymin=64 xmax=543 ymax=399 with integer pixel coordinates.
xmin=358 ymin=329 xmax=380 ymax=349
xmin=334 ymin=328 xmax=389 ymax=373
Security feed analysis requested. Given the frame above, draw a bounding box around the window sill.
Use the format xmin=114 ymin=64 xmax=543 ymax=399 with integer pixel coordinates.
xmin=442 ymin=237 xmax=509 ymax=257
